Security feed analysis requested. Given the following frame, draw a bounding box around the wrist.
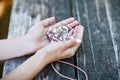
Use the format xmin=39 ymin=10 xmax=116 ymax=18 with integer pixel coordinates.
xmin=20 ymin=36 xmax=37 ymax=55
xmin=24 ymin=35 xmax=42 ymax=53
xmin=35 ymin=50 xmax=51 ymax=65
xmin=33 ymin=51 xmax=49 ymax=68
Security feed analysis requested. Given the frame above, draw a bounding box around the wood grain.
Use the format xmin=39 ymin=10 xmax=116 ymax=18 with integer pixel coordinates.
xmin=72 ymin=0 xmax=119 ymax=80
xmin=105 ymin=0 xmax=120 ymax=79
xmin=3 ymin=0 xmax=76 ymax=80
xmin=3 ymin=0 xmax=120 ymax=80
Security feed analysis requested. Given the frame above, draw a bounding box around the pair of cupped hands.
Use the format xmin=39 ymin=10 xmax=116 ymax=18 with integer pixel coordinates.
xmin=24 ymin=17 xmax=84 ymax=64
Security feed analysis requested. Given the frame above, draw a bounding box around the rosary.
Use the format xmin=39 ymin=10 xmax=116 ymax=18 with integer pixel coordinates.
xmin=47 ymin=25 xmax=88 ymax=80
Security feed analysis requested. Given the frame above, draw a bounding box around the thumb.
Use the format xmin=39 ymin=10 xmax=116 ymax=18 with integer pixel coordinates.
xmin=40 ymin=17 xmax=55 ymax=28
xmin=61 ymin=39 xmax=80 ymax=50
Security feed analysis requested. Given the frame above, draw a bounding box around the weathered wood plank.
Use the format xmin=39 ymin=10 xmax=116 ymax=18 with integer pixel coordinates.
xmin=105 ymin=0 xmax=120 ymax=79
xmin=72 ymin=0 xmax=119 ymax=80
xmin=3 ymin=0 xmax=76 ymax=80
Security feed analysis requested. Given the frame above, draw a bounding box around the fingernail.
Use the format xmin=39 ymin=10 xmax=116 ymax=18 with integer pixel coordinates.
xmin=70 ymin=17 xmax=75 ymax=20
xmin=74 ymin=20 xmax=79 ymax=23
xmin=75 ymin=39 xmax=81 ymax=43
xmin=79 ymin=25 xmax=84 ymax=28
xmin=51 ymin=16 xmax=55 ymax=19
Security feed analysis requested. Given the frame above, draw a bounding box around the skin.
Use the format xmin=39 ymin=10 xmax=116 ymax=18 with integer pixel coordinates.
xmin=0 ymin=17 xmax=84 ymax=80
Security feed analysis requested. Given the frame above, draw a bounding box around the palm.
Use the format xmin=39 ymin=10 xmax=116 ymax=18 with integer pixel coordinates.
xmin=26 ymin=17 xmax=79 ymax=52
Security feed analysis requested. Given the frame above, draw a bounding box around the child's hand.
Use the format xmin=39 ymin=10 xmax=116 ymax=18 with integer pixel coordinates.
xmin=34 ymin=25 xmax=84 ymax=64
xmin=25 ymin=17 xmax=79 ymax=53
xmin=0 ymin=19 xmax=84 ymax=80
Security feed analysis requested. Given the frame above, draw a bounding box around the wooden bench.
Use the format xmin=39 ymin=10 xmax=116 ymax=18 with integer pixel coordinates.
xmin=3 ymin=0 xmax=120 ymax=80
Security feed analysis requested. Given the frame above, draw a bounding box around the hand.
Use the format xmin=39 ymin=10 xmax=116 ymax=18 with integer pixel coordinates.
xmin=34 ymin=25 xmax=84 ymax=64
xmin=24 ymin=17 xmax=79 ymax=53
xmin=1 ymin=23 xmax=84 ymax=80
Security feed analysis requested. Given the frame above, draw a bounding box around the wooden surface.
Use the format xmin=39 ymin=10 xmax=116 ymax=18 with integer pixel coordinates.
xmin=3 ymin=0 xmax=120 ymax=80
xmin=72 ymin=0 xmax=120 ymax=80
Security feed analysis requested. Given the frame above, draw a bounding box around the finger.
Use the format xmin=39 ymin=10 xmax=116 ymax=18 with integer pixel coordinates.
xmin=69 ymin=29 xmax=74 ymax=36
xmin=66 ymin=20 xmax=79 ymax=28
xmin=61 ymin=46 xmax=77 ymax=59
xmin=53 ymin=17 xmax=75 ymax=28
xmin=59 ymin=39 xmax=77 ymax=51
xmin=76 ymin=25 xmax=84 ymax=40
xmin=63 ymin=39 xmax=82 ymax=57
xmin=73 ymin=25 xmax=84 ymax=41
xmin=72 ymin=25 xmax=84 ymax=47
xmin=40 ymin=17 xmax=55 ymax=28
